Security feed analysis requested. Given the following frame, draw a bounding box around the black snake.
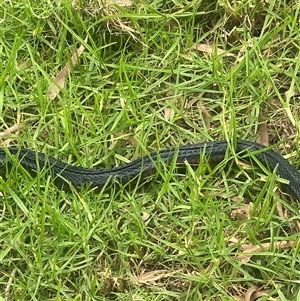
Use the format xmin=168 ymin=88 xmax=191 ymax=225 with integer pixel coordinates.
xmin=0 ymin=140 xmax=300 ymax=200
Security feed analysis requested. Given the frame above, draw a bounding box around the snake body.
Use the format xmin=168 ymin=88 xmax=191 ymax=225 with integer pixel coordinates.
xmin=0 ymin=140 xmax=300 ymax=199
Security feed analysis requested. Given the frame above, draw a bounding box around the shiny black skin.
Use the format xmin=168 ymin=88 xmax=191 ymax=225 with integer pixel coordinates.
xmin=0 ymin=140 xmax=299 ymax=199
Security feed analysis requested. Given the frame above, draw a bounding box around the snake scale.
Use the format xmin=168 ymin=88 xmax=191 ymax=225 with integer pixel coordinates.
xmin=0 ymin=140 xmax=299 ymax=200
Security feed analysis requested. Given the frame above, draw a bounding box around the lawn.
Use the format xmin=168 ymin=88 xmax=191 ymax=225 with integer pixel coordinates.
xmin=1 ymin=0 xmax=300 ymax=300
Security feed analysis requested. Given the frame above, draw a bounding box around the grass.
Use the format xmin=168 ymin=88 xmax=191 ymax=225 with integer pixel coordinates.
xmin=1 ymin=0 xmax=300 ymax=300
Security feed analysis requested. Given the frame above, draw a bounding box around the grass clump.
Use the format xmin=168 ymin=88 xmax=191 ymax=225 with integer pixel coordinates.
xmin=1 ymin=0 xmax=300 ymax=300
